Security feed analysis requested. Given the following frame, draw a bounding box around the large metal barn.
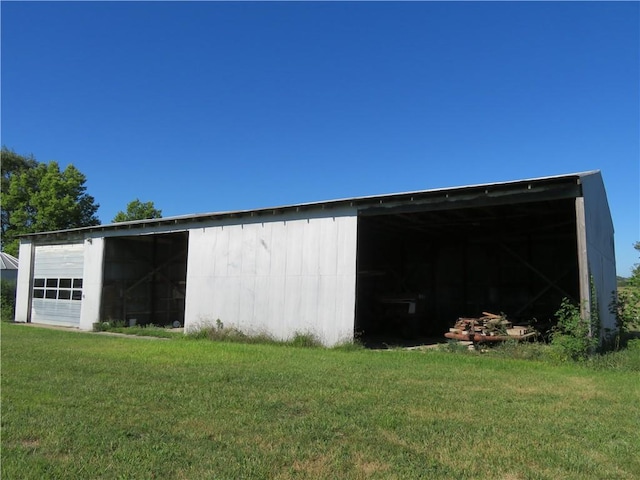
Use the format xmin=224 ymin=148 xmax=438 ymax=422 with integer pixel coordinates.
xmin=14 ymin=171 xmax=616 ymax=346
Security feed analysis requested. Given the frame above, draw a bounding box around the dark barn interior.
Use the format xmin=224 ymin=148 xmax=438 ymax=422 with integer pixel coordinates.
xmin=101 ymin=232 xmax=188 ymax=327
xmin=354 ymin=198 xmax=580 ymax=346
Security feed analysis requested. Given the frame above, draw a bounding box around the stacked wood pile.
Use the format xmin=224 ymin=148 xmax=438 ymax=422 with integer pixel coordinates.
xmin=444 ymin=312 xmax=536 ymax=343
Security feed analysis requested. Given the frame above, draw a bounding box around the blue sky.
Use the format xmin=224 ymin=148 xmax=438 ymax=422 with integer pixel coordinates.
xmin=2 ymin=1 xmax=638 ymax=275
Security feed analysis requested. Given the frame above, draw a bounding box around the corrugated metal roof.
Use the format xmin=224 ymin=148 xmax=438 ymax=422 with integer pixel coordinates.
xmin=19 ymin=170 xmax=601 ymax=239
xmin=0 ymin=252 xmax=19 ymax=270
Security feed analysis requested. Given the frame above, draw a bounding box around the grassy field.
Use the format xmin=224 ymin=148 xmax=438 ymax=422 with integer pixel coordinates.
xmin=2 ymin=324 xmax=639 ymax=479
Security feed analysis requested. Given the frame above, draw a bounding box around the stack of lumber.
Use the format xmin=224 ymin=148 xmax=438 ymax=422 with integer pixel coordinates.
xmin=444 ymin=312 xmax=536 ymax=343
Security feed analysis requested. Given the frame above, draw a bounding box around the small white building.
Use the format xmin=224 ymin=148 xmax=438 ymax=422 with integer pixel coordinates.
xmin=14 ymin=172 xmax=616 ymax=346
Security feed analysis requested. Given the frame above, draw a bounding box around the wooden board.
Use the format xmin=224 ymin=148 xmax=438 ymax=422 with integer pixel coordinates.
xmin=445 ymin=332 xmax=537 ymax=343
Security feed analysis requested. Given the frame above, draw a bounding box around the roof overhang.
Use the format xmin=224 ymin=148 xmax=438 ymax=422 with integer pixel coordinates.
xmin=19 ymin=171 xmax=597 ymax=241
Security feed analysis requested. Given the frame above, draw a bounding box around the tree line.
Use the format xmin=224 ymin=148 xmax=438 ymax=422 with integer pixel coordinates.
xmin=1 ymin=146 xmax=161 ymax=257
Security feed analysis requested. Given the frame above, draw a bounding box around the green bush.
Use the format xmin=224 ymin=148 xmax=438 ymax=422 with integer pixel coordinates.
xmin=551 ymin=299 xmax=597 ymax=361
xmin=610 ymin=288 xmax=640 ymax=346
xmin=1 ymin=281 xmax=17 ymax=322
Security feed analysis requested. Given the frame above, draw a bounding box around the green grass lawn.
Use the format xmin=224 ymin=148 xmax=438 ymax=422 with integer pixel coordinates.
xmin=2 ymin=324 xmax=639 ymax=479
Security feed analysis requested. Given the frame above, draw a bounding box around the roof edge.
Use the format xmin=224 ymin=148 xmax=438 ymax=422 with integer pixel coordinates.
xmin=19 ymin=170 xmax=598 ymax=239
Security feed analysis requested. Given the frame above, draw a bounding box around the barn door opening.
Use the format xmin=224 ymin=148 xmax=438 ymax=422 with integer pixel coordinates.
xmin=354 ymin=199 xmax=580 ymax=347
xmin=101 ymin=232 xmax=188 ymax=327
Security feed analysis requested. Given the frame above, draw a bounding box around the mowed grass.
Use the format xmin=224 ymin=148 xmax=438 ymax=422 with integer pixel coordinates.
xmin=2 ymin=324 xmax=639 ymax=479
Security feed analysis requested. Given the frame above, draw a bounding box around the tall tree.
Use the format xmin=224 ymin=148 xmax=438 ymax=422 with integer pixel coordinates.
xmin=1 ymin=148 xmax=100 ymax=256
xmin=1 ymin=147 xmax=38 ymax=240
xmin=112 ymin=199 xmax=162 ymax=223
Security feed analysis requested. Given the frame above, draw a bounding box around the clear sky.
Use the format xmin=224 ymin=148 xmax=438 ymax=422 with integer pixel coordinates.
xmin=2 ymin=1 xmax=638 ymax=275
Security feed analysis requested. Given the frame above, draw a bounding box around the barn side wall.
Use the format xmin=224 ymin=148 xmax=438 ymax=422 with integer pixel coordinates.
xmin=184 ymin=209 xmax=358 ymax=346
xmin=79 ymin=237 xmax=105 ymax=330
xmin=579 ymin=173 xmax=617 ymax=337
xmin=14 ymin=240 xmax=34 ymax=323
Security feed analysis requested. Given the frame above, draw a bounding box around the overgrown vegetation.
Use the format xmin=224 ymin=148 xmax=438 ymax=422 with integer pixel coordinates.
xmin=583 ymin=338 xmax=640 ymax=371
xmin=550 ymin=298 xmax=598 ymax=361
xmin=440 ymin=332 xmax=640 ymax=372
xmin=486 ymin=339 xmax=550 ymax=362
xmin=184 ymin=319 xmax=323 ymax=348
xmin=489 ymin=338 xmax=639 ymax=371
xmin=1 ymin=281 xmax=16 ymax=322
xmin=95 ymin=318 xmax=325 ymax=347
xmin=613 ymin=241 xmax=640 ymax=336
xmin=546 ymin=241 xmax=640 ymax=361
xmin=609 ymin=287 xmax=639 ymax=349
xmin=93 ymin=320 xmax=181 ymax=339
xmin=2 ymin=324 xmax=639 ymax=479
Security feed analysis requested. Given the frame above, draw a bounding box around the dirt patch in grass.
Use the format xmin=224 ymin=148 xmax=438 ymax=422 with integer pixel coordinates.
xmin=20 ymin=438 xmax=40 ymax=449
xmin=354 ymin=452 xmax=391 ymax=476
xmin=288 ymin=455 xmax=331 ymax=478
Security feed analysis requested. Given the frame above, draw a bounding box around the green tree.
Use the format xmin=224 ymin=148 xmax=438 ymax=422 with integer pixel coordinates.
xmin=1 ymin=147 xmax=100 ymax=256
xmin=612 ymin=242 xmax=640 ymax=341
xmin=629 ymin=242 xmax=640 ymax=287
xmin=112 ymin=199 xmax=162 ymax=223
xmin=1 ymin=147 xmax=38 ymax=192
xmin=1 ymin=147 xmax=38 ymax=242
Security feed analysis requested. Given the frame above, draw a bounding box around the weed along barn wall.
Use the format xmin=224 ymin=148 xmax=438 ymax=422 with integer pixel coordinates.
xmin=13 ymin=171 xmax=617 ymax=347
xmin=184 ymin=209 xmax=358 ymax=345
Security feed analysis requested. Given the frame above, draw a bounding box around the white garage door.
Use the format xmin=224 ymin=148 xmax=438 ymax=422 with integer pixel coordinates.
xmin=31 ymin=243 xmax=84 ymax=327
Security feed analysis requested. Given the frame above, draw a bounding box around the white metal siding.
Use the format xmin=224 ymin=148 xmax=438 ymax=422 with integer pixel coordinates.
xmin=14 ymin=241 xmax=34 ymax=323
xmin=579 ymin=173 xmax=617 ymax=336
xmin=79 ymin=237 xmax=105 ymax=331
xmin=184 ymin=211 xmax=358 ymax=346
xmin=31 ymin=243 xmax=84 ymax=327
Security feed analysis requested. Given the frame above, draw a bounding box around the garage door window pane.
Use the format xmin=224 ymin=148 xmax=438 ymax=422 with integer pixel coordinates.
xmin=72 ymin=290 xmax=82 ymax=301
xmin=73 ymin=279 xmax=83 ymax=288
xmin=58 ymin=290 xmax=72 ymax=300
xmin=46 ymin=279 xmax=58 ymax=288
xmin=34 ymin=278 xmax=45 ymax=288
xmin=33 ymin=289 xmax=45 ymax=298
xmin=59 ymin=278 xmax=72 ymax=288
xmin=45 ymin=290 xmax=57 ymax=299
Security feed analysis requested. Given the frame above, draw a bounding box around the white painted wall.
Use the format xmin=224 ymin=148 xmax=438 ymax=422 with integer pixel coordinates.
xmin=579 ymin=172 xmax=617 ymax=337
xmin=14 ymin=241 xmax=34 ymax=323
xmin=79 ymin=237 xmax=105 ymax=330
xmin=184 ymin=209 xmax=358 ymax=346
